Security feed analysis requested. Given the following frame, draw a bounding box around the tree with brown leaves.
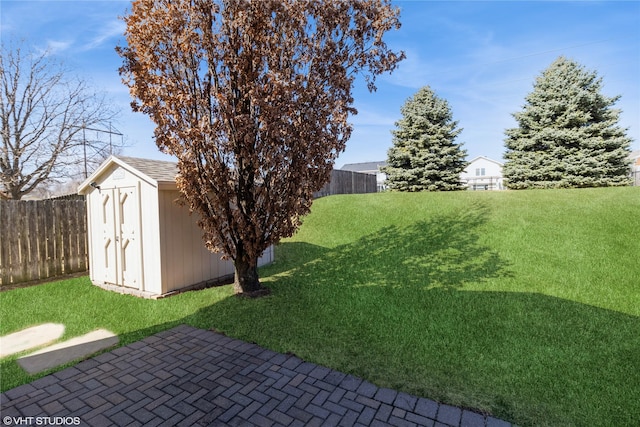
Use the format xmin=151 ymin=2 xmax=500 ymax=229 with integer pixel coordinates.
xmin=118 ymin=0 xmax=404 ymax=295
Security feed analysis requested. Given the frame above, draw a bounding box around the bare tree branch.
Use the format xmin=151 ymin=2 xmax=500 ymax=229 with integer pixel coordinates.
xmin=1 ymin=39 xmax=121 ymax=199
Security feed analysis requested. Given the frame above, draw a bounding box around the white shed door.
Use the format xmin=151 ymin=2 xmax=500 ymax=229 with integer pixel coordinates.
xmin=101 ymin=191 xmax=117 ymax=284
xmin=117 ymin=187 xmax=139 ymax=288
xmin=100 ymin=187 xmax=140 ymax=288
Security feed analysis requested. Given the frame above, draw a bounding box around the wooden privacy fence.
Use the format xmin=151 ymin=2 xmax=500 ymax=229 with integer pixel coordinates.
xmin=0 ymin=199 xmax=88 ymax=286
xmin=314 ymin=169 xmax=377 ymax=198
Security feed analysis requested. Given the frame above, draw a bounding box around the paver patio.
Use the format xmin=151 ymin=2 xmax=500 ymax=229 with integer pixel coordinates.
xmin=1 ymin=325 xmax=513 ymax=426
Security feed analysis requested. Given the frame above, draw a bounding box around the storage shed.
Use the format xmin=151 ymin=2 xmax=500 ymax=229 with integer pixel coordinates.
xmin=78 ymin=156 xmax=273 ymax=298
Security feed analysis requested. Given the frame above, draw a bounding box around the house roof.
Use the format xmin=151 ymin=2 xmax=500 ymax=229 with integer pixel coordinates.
xmin=78 ymin=155 xmax=178 ymax=194
xmin=466 ymin=156 xmax=503 ymax=166
xmin=341 ymin=161 xmax=387 ymax=173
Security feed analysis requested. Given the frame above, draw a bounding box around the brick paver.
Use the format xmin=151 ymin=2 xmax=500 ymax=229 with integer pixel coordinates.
xmin=1 ymin=325 xmax=514 ymax=426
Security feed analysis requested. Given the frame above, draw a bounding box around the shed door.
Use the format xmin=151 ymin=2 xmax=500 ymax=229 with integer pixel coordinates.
xmin=100 ymin=187 xmax=140 ymax=288
xmin=117 ymin=187 xmax=139 ymax=288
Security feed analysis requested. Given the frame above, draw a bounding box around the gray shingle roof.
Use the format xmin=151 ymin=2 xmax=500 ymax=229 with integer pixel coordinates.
xmin=116 ymin=156 xmax=178 ymax=183
xmin=341 ymin=161 xmax=387 ymax=173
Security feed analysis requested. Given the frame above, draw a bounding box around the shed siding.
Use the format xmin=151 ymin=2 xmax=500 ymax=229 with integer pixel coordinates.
xmin=159 ymin=190 xmax=234 ymax=293
xmin=84 ymin=170 xmax=102 ymax=284
xmin=138 ymin=180 xmax=162 ymax=295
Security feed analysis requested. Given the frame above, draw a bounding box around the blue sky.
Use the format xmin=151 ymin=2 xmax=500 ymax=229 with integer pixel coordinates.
xmin=2 ymin=0 xmax=639 ymax=168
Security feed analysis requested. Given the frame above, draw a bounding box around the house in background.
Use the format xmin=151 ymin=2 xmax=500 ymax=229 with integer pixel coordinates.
xmin=341 ymin=161 xmax=388 ymax=191
xmin=341 ymin=157 xmax=506 ymax=191
xmin=629 ymin=150 xmax=640 ymax=186
xmin=460 ymin=156 xmax=504 ymax=190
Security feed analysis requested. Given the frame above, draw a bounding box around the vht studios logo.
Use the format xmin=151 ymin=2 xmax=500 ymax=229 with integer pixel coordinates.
xmin=3 ymin=417 xmax=81 ymax=426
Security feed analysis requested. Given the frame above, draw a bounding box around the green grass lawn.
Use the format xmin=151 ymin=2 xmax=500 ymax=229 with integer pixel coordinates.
xmin=2 ymin=187 xmax=639 ymax=426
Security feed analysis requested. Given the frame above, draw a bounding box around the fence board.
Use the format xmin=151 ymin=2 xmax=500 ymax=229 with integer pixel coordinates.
xmin=27 ymin=204 xmax=39 ymax=281
xmin=17 ymin=203 xmax=28 ymax=283
xmin=0 ymin=199 xmax=88 ymax=286
xmin=78 ymin=202 xmax=88 ymax=271
xmin=0 ymin=203 xmax=7 ymax=282
xmin=4 ymin=203 xmax=16 ymax=283
xmin=68 ymin=202 xmax=85 ymax=273
xmin=37 ymin=201 xmax=48 ymax=279
xmin=61 ymin=202 xmax=71 ymax=274
xmin=45 ymin=200 xmax=56 ymax=278
xmin=52 ymin=201 xmax=62 ymax=276
xmin=69 ymin=202 xmax=78 ymax=271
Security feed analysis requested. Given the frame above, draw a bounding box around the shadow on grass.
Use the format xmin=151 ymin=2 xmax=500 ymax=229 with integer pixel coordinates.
xmin=176 ymin=284 xmax=639 ymax=427
xmin=266 ymin=202 xmax=511 ymax=290
xmin=172 ymin=204 xmax=638 ymax=426
xmin=3 ymin=204 xmax=638 ymax=427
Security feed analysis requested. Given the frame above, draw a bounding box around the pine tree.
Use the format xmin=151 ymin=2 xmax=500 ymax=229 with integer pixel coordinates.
xmin=383 ymin=86 xmax=467 ymax=191
xmin=503 ymin=56 xmax=632 ymax=189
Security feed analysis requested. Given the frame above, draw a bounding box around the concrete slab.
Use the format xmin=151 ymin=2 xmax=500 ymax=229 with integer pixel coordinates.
xmin=17 ymin=329 xmax=118 ymax=374
xmin=0 ymin=323 xmax=65 ymax=358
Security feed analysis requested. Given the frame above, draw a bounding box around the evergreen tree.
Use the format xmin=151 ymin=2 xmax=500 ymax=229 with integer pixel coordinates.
xmin=503 ymin=56 xmax=632 ymax=189
xmin=383 ymin=86 xmax=467 ymax=191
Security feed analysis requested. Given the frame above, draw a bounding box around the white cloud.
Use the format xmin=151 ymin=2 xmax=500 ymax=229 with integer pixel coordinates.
xmin=82 ymin=20 xmax=126 ymax=51
xmin=42 ymin=39 xmax=73 ymax=55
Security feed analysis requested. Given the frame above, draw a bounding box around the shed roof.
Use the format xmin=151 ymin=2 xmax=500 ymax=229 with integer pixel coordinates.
xmin=78 ymin=155 xmax=179 ymax=194
xmin=116 ymin=156 xmax=178 ymax=183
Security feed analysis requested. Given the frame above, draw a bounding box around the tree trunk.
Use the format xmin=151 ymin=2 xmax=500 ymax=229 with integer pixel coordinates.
xmin=233 ymin=257 xmax=268 ymax=296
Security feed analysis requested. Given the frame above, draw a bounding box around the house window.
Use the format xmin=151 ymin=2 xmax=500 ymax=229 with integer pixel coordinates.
xmin=475 ymin=168 xmax=485 ymax=176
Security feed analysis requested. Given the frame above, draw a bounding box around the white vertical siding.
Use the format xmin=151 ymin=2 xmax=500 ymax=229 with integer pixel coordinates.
xmin=86 ymin=186 xmax=101 ymax=284
xmin=137 ymin=180 xmax=161 ymax=295
xmin=158 ymin=190 xmax=235 ymax=293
